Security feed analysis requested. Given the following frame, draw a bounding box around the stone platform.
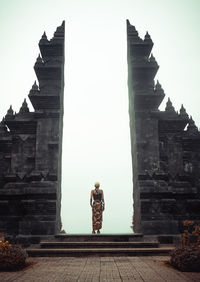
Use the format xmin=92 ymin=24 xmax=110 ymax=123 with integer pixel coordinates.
xmin=26 ymin=234 xmax=174 ymax=257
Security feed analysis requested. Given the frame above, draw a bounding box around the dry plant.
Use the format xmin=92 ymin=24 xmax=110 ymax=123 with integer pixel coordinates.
xmin=0 ymin=232 xmax=27 ymax=271
xmin=170 ymin=220 xmax=200 ymax=272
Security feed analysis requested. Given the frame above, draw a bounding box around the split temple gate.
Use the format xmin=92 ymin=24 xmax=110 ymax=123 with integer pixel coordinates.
xmin=0 ymin=22 xmax=64 ymax=244
xmin=127 ymin=20 xmax=200 ymax=235
xmin=0 ymin=20 xmax=200 ymax=244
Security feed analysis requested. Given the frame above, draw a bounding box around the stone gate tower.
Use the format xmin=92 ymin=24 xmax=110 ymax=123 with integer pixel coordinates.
xmin=0 ymin=22 xmax=64 ymax=245
xmin=127 ymin=20 xmax=200 ymax=236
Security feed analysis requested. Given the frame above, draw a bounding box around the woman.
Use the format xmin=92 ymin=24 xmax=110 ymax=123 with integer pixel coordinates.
xmin=90 ymin=182 xmax=105 ymax=234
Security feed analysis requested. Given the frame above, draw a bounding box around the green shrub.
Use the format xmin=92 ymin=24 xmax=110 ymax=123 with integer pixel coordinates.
xmin=0 ymin=236 xmax=27 ymax=271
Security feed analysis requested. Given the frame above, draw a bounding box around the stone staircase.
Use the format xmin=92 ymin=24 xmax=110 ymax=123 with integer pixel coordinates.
xmin=26 ymin=234 xmax=174 ymax=257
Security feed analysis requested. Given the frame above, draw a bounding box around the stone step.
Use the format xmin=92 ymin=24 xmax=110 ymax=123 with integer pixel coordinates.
xmin=40 ymin=241 xmax=159 ymax=249
xmin=54 ymin=233 xmax=143 ymax=242
xmin=26 ymin=246 xmax=173 ymax=257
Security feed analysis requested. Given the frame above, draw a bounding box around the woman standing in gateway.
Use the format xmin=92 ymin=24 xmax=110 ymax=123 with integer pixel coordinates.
xmin=90 ymin=182 xmax=105 ymax=234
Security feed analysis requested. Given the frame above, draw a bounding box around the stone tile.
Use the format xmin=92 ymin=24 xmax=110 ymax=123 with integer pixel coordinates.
xmin=1 ymin=256 xmax=200 ymax=282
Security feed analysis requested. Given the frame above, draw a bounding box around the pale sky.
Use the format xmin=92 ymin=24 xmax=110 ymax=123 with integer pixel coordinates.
xmin=0 ymin=0 xmax=199 ymax=234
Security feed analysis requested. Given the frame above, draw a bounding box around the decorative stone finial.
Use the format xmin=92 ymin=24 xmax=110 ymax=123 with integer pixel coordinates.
xmin=36 ymin=54 xmax=43 ymax=63
xmin=29 ymin=81 xmax=39 ymax=96
xmin=32 ymin=81 xmax=39 ymax=91
xmin=155 ymin=80 xmax=162 ymax=90
xmin=7 ymin=105 xmax=13 ymax=116
xmin=150 ymin=54 xmax=156 ymax=62
xmin=165 ymin=98 xmax=175 ymax=112
xmin=144 ymin=31 xmax=152 ymax=42
xmin=39 ymin=31 xmax=49 ymax=45
xmin=126 ymin=19 xmax=139 ymax=40
xmin=126 ymin=19 xmax=137 ymax=31
xmin=179 ymin=104 xmax=189 ymax=118
xmin=53 ymin=21 xmax=65 ymax=38
xmin=155 ymin=80 xmax=164 ymax=95
xmin=5 ymin=105 xmax=14 ymax=120
xmin=42 ymin=31 xmax=47 ymax=40
xmin=187 ymin=116 xmax=198 ymax=134
xmin=19 ymin=99 xmax=29 ymax=114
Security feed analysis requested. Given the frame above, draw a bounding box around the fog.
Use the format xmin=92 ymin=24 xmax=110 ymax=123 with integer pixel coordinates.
xmin=0 ymin=0 xmax=199 ymax=233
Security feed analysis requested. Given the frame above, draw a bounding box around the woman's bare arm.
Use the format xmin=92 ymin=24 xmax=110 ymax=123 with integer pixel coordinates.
xmin=101 ymin=190 xmax=105 ymax=203
xmin=90 ymin=190 xmax=93 ymax=207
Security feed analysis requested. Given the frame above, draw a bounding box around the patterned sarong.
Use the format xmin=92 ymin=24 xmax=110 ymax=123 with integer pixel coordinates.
xmin=92 ymin=200 xmax=103 ymax=230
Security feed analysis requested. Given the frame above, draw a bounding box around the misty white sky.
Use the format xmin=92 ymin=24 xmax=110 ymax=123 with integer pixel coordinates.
xmin=0 ymin=0 xmax=199 ymax=234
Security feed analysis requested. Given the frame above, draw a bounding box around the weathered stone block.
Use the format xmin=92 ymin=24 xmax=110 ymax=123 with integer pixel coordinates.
xmin=142 ymin=220 xmax=179 ymax=235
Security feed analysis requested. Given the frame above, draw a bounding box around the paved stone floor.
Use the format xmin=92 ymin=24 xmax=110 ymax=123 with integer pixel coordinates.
xmin=1 ymin=256 xmax=200 ymax=282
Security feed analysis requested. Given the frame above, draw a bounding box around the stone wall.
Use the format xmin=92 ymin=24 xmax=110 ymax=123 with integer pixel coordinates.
xmin=127 ymin=20 xmax=200 ymax=235
xmin=0 ymin=22 xmax=65 ymax=245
